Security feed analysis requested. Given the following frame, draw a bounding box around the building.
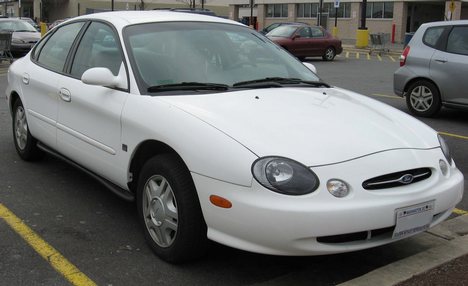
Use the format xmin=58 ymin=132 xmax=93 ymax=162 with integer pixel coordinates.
xmin=229 ymin=0 xmax=468 ymax=43
xmin=2 ymin=0 xmax=466 ymax=44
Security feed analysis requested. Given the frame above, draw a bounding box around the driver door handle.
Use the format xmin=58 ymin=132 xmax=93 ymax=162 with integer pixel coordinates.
xmin=59 ymin=88 xmax=71 ymax=102
xmin=434 ymin=59 xmax=447 ymax=63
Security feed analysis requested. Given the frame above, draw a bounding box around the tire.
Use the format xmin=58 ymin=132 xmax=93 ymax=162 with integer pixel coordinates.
xmin=322 ymin=47 xmax=336 ymax=61
xmin=137 ymin=154 xmax=208 ymax=263
xmin=405 ymin=80 xmax=441 ymax=117
xmin=12 ymin=99 xmax=43 ymax=161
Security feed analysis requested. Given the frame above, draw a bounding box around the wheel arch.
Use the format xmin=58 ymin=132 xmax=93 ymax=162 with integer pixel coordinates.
xmin=128 ymin=139 xmax=188 ymax=193
xmin=8 ymin=91 xmax=21 ymax=115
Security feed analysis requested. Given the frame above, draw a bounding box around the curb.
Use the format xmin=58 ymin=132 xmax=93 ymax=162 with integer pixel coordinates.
xmin=337 ymin=214 xmax=468 ymax=286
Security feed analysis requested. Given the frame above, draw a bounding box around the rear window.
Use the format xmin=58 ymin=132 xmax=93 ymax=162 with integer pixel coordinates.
xmin=422 ymin=26 xmax=445 ymax=48
xmin=446 ymin=26 xmax=468 ymax=56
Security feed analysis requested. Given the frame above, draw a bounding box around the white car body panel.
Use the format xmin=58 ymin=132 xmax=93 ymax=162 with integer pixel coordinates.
xmin=161 ymin=87 xmax=439 ymax=166
xmin=5 ymin=11 xmax=464 ymax=257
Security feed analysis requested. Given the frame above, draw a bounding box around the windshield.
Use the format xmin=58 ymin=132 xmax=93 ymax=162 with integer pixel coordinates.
xmin=123 ymin=22 xmax=320 ymax=94
xmin=266 ymin=25 xmax=298 ymax=38
xmin=0 ymin=20 xmax=37 ymax=32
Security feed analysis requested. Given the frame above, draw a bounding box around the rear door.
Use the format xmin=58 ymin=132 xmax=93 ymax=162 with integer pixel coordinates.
xmin=25 ymin=22 xmax=85 ymax=149
xmin=430 ymin=25 xmax=468 ymax=106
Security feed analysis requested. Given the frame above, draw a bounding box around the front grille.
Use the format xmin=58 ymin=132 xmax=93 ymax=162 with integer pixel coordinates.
xmin=362 ymin=168 xmax=432 ymax=190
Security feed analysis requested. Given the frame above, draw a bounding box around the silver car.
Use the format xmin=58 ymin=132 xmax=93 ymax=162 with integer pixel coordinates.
xmin=394 ymin=20 xmax=468 ymax=117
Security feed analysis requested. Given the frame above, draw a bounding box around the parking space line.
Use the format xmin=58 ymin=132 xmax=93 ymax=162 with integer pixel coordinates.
xmin=438 ymin=132 xmax=468 ymax=140
xmin=345 ymin=51 xmax=349 ymax=58
xmin=0 ymin=203 xmax=97 ymax=286
xmin=453 ymin=208 xmax=468 ymax=215
xmin=388 ymin=55 xmax=396 ymax=62
xmin=372 ymin=93 xmax=401 ymax=99
xmin=377 ymin=54 xmax=382 ymax=61
xmin=356 ymin=53 xmax=360 ymax=59
xmin=367 ymin=53 xmax=371 ymax=60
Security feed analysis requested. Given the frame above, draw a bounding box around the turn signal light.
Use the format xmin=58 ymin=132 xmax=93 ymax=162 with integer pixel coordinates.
xmin=209 ymin=195 xmax=232 ymax=209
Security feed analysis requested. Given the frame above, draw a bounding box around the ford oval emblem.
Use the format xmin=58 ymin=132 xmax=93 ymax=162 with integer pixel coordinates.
xmin=400 ymin=174 xmax=414 ymax=184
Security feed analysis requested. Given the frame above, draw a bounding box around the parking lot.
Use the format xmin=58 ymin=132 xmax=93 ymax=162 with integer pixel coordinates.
xmin=0 ymin=52 xmax=467 ymax=286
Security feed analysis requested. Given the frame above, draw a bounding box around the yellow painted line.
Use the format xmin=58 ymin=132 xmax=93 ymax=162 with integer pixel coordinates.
xmin=372 ymin=93 xmax=401 ymax=99
xmin=377 ymin=54 xmax=382 ymax=61
xmin=389 ymin=55 xmax=396 ymax=62
xmin=356 ymin=52 xmax=360 ymax=59
xmin=453 ymin=208 xmax=468 ymax=215
xmin=438 ymin=132 xmax=468 ymax=140
xmin=346 ymin=51 xmax=349 ymax=58
xmin=0 ymin=203 xmax=97 ymax=286
xmin=367 ymin=53 xmax=371 ymax=60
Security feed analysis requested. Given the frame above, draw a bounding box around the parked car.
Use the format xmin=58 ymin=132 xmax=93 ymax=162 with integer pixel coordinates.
xmin=6 ymin=11 xmax=463 ymax=263
xmin=0 ymin=18 xmax=41 ymax=55
xmin=266 ymin=24 xmax=342 ymax=61
xmin=259 ymin=22 xmax=306 ymax=34
xmin=394 ymin=20 xmax=468 ymax=117
xmin=11 ymin=17 xmax=40 ymax=31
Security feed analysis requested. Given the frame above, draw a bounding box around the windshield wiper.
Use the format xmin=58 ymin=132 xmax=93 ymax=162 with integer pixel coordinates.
xmin=233 ymin=77 xmax=330 ymax=88
xmin=148 ymin=82 xmax=229 ymax=92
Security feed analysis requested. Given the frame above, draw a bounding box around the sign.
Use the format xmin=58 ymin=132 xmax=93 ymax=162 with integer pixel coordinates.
xmin=334 ymin=0 xmax=340 ymax=8
xmin=449 ymin=0 xmax=455 ymax=12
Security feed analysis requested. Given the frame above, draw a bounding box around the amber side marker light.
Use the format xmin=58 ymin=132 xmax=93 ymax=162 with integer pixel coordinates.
xmin=209 ymin=195 xmax=232 ymax=208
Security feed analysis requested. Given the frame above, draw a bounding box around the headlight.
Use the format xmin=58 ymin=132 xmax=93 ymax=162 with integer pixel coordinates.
xmin=438 ymin=134 xmax=452 ymax=164
xmin=252 ymin=156 xmax=319 ymax=195
xmin=12 ymin=39 xmax=26 ymax=44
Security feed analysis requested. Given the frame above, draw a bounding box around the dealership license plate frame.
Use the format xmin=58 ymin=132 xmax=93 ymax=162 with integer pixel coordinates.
xmin=392 ymin=200 xmax=435 ymax=239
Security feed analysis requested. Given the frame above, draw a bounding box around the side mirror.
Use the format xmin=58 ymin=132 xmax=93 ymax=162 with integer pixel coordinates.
xmin=81 ymin=63 xmax=127 ymax=89
xmin=302 ymin=62 xmax=317 ymax=74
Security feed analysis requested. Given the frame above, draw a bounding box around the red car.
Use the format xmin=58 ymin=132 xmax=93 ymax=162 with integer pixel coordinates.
xmin=267 ymin=24 xmax=342 ymax=61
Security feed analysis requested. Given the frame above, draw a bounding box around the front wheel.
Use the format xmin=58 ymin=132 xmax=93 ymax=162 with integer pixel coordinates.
xmin=12 ymin=99 xmax=43 ymax=161
xmin=137 ymin=154 xmax=208 ymax=263
xmin=405 ymin=80 xmax=441 ymax=117
xmin=322 ymin=47 xmax=336 ymax=61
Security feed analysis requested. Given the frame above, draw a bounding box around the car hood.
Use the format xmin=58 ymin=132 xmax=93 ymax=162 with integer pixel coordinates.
xmin=13 ymin=31 xmax=41 ymax=41
xmin=160 ymin=87 xmax=440 ymax=166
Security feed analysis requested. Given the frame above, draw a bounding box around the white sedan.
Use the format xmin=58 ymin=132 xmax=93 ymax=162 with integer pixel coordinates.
xmin=6 ymin=11 xmax=464 ymax=263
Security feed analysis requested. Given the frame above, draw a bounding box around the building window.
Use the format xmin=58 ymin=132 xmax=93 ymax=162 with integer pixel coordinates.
xmin=267 ymin=4 xmax=288 ymax=18
xmin=297 ymin=3 xmax=318 ymax=18
xmin=324 ymin=3 xmax=351 ymax=18
xmin=366 ymin=2 xmax=393 ymax=19
xmin=297 ymin=3 xmax=350 ymax=18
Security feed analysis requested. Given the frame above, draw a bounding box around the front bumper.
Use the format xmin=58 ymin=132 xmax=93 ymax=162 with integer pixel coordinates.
xmin=194 ymin=148 xmax=464 ymax=255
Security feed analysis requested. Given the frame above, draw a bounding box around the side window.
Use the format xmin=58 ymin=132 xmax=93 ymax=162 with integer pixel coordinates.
xmin=71 ymin=22 xmax=123 ymax=78
xmin=311 ymin=27 xmax=324 ymax=38
xmin=298 ymin=27 xmax=311 ymax=38
xmin=446 ymin=26 xmax=468 ymax=56
xmin=423 ymin=26 xmax=445 ymax=48
xmin=31 ymin=32 xmax=52 ymax=60
xmin=37 ymin=22 xmax=85 ymax=73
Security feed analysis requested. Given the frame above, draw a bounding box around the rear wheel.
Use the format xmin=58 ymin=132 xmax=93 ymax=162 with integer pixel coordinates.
xmin=322 ymin=47 xmax=336 ymax=61
xmin=12 ymin=99 xmax=43 ymax=161
xmin=405 ymin=80 xmax=441 ymax=117
xmin=137 ymin=154 xmax=208 ymax=263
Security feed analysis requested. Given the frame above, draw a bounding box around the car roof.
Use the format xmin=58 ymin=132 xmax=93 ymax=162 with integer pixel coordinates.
xmin=421 ymin=20 xmax=468 ymax=28
xmin=69 ymin=11 xmax=242 ymax=30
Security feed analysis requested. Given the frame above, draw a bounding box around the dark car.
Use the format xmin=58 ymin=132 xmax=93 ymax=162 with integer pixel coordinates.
xmin=259 ymin=22 xmax=306 ymax=35
xmin=0 ymin=18 xmax=41 ymax=55
xmin=267 ymin=24 xmax=342 ymax=61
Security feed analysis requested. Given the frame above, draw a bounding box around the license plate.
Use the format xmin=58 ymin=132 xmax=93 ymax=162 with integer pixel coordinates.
xmin=392 ymin=200 xmax=434 ymax=239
